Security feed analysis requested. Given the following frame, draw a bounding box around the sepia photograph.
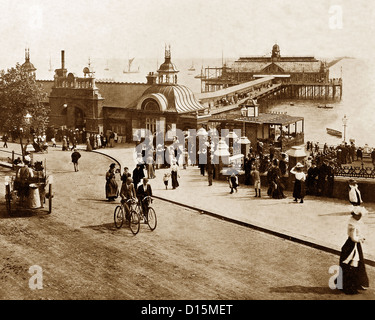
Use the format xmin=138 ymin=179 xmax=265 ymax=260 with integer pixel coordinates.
xmin=0 ymin=0 xmax=375 ymax=307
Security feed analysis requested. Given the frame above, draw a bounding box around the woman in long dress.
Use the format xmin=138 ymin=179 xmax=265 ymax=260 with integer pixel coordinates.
xmin=267 ymin=159 xmax=285 ymax=199
xmin=170 ymin=160 xmax=180 ymax=189
xmin=290 ymin=162 xmax=306 ymax=203
xmin=105 ymin=163 xmax=118 ymax=201
xmin=337 ymin=207 xmax=369 ymax=294
xmin=86 ymin=137 xmax=92 ymax=152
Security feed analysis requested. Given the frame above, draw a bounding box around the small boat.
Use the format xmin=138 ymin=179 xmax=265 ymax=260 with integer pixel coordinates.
xmin=290 ymin=102 xmax=294 ymax=106
xmin=104 ymin=60 xmax=109 ymax=71
xmin=188 ymin=61 xmax=195 ymax=72
xmin=123 ymin=57 xmax=140 ymax=74
xmin=326 ymin=128 xmax=342 ymax=138
xmin=318 ymin=105 xmax=333 ymax=109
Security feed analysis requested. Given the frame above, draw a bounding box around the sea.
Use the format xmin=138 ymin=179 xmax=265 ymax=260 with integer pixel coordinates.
xmin=36 ymin=56 xmax=375 ymax=148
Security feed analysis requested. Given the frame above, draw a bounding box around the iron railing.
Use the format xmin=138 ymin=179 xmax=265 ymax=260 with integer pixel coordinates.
xmin=334 ymin=164 xmax=375 ymax=179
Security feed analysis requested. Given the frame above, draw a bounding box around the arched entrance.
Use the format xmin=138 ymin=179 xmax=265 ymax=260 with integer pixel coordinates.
xmin=74 ymin=107 xmax=86 ymax=130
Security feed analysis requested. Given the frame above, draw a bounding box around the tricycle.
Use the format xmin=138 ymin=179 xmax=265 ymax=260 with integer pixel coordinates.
xmin=4 ymin=160 xmax=53 ymax=215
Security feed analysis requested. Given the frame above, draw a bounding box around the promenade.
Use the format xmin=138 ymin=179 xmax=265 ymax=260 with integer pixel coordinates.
xmin=91 ymin=143 xmax=375 ymax=264
xmin=1 ymin=142 xmax=375 ymax=264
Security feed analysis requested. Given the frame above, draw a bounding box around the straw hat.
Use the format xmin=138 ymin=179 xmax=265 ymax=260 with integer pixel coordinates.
xmin=296 ymin=162 xmax=304 ymax=168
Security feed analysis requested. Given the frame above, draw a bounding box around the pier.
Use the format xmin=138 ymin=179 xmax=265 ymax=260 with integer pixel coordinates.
xmin=197 ymin=76 xmax=342 ymax=115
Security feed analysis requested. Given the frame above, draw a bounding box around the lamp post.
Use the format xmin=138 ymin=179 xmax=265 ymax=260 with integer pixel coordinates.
xmin=342 ymin=114 xmax=348 ymax=143
xmin=21 ymin=112 xmax=32 ymax=160
xmin=241 ymin=105 xmax=247 ymax=135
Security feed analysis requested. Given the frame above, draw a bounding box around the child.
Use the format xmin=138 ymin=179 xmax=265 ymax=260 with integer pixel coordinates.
xmin=227 ymin=163 xmax=239 ymax=194
xmin=163 ymin=173 xmax=170 ymax=190
xmin=251 ymin=166 xmax=261 ymax=197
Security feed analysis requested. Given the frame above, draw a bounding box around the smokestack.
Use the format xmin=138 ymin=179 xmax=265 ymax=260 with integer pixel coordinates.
xmin=61 ymin=50 xmax=65 ymax=69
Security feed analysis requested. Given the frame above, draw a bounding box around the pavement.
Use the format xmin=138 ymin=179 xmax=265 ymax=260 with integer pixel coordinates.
xmin=2 ymin=141 xmax=375 ymax=265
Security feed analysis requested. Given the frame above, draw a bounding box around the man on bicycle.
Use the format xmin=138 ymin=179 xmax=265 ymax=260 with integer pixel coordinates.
xmin=136 ymin=178 xmax=152 ymax=219
xmin=120 ymin=177 xmax=136 ymax=220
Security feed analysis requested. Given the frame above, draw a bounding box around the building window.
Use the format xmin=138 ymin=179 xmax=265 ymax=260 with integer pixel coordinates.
xmin=146 ymin=118 xmax=157 ymax=133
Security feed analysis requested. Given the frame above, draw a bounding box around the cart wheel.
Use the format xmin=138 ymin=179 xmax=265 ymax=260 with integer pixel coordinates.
xmin=48 ymin=184 xmax=52 ymax=214
xmin=5 ymin=185 xmax=12 ymax=215
xmin=48 ymin=195 xmax=52 ymax=214
xmin=5 ymin=194 xmax=11 ymax=216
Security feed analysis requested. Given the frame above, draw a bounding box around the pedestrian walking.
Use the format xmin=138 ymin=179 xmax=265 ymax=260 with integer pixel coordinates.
xmin=105 ymin=163 xmax=119 ymax=201
xmin=267 ymin=159 xmax=285 ymax=199
xmin=121 ymin=167 xmax=131 ymax=185
xmin=206 ymin=162 xmax=214 ymax=186
xmin=348 ymin=179 xmax=362 ymax=207
xmin=171 ymin=160 xmax=180 ymax=189
xmin=163 ymin=173 xmax=170 ymax=189
xmin=251 ymin=166 xmax=261 ymax=197
xmin=62 ymin=136 xmax=68 ymax=151
xmin=51 ymin=137 xmax=57 ymax=148
xmin=336 ymin=206 xmax=369 ymax=295
xmin=86 ymin=137 xmax=92 ymax=151
xmin=371 ymin=148 xmax=375 ymax=168
xmin=71 ymin=149 xmax=81 ymax=172
xmin=146 ymin=154 xmax=155 ymax=179
xmin=2 ymin=133 xmax=8 ymax=148
xmin=290 ymin=162 xmax=306 ymax=203
xmin=227 ymin=163 xmax=239 ymax=194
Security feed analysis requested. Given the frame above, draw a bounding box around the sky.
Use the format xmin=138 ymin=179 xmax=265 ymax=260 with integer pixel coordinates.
xmin=0 ymin=0 xmax=374 ymax=71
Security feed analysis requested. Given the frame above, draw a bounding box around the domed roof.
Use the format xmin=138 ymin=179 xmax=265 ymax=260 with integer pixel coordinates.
xmin=21 ymin=61 xmax=37 ymax=72
xmin=157 ymin=45 xmax=179 ymax=74
xmin=157 ymin=60 xmax=179 ymax=73
xmin=21 ymin=48 xmax=36 ymax=72
xmin=142 ymin=84 xmax=205 ymax=114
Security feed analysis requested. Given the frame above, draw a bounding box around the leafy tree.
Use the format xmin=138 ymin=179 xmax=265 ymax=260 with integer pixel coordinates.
xmin=0 ymin=63 xmax=49 ymax=135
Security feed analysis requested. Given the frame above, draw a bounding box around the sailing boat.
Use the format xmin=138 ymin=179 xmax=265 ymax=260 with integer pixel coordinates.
xmin=195 ymin=66 xmax=204 ymax=79
xmin=188 ymin=61 xmax=195 ymax=72
xmin=123 ymin=57 xmax=140 ymax=74
xmin=104 ymin=60 xmax=109 ymax=71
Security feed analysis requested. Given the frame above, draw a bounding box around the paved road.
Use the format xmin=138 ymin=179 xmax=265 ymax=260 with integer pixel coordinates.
xmin=0 ymin=147 xmax=374 ymax=299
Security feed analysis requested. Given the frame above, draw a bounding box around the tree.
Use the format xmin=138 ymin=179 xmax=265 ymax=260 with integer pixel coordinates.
xmin=0 ymin=63 xmax=49 ymax=135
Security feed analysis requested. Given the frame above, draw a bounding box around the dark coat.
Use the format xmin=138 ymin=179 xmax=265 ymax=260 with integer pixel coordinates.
xmin=132 ymin=167 xmax=145 ymax=188
xmin=136 ymin=183 xmax=152 ymax=199
xmin=71 ymin=151 xmax=81 ymax=163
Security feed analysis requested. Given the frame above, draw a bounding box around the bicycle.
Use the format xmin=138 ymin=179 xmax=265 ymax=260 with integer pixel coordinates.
xmin=114 ymin=198 xmax=140 ymax=235
xmin=135 ymin=196 xmax=157 ymax=231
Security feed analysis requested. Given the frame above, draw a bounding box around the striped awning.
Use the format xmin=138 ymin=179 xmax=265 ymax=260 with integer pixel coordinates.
xmin=142 ymin=84 xmax=206 ymax=114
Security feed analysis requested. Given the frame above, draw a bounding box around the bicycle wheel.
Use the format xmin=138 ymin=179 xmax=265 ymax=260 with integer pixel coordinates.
xmin=114 ymin=205 xmax=124 ymax=229
xmin=129 ymin=210 xmax=140 ymax=235
xmin=146 ymin=207 xmax=157 ymax=231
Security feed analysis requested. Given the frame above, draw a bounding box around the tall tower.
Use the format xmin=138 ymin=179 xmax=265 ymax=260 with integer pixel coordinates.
xmin=157 ymin=45 xmax=179 ymax=84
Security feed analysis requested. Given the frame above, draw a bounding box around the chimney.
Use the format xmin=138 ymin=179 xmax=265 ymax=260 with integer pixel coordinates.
xmin=146 ymin=72 xmax=157 ymax=85
xmin=61 ymin=50 xmax=65 ymax=69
